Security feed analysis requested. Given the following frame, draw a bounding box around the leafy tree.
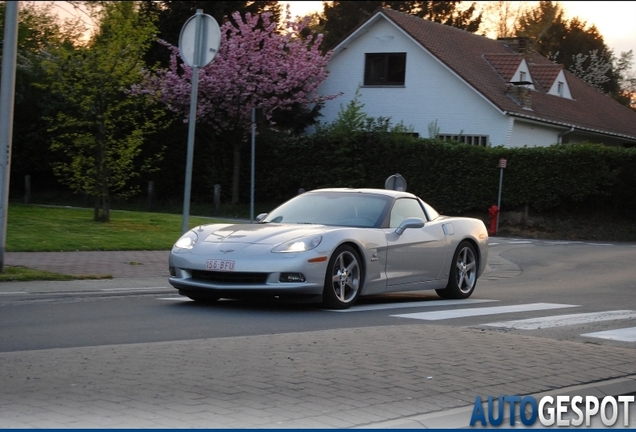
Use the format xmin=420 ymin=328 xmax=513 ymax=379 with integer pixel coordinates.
xmin=479 ymin=1 xmax=525 ymax=39
xmin=0 ymin=2 xmax=85 ymax=197
xmin=319 ymin=1 xmax=482 ymax=51
xmin=40 ymin=2 xmax=167 ymax=222
xmin=568 ymin=50 xmax=612 ymax=91
xmin=133 ymin=8 xmax=339 ymax=204
xmin=138 ymin=0 xmax=281 ymax=68
xmin=514 ymin=1 xmax=622 ymax=97
xmin=610 ymin=50 xmax=636 ymax=109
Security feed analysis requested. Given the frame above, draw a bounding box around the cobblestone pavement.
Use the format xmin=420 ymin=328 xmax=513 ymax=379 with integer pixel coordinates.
xmin=1 ymin=243 xmax=636 ymax=428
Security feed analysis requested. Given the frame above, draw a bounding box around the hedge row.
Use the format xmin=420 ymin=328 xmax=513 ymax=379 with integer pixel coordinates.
xmin=249 ymin=132 xmax=636 ymax=217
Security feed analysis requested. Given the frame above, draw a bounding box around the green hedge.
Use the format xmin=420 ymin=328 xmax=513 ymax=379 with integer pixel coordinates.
xmin=252 ymin=132 xmax=636 ymax=217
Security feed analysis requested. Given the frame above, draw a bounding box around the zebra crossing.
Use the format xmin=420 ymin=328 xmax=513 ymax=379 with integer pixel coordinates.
xmin=339 ymin=300 xmax=636 ymax=343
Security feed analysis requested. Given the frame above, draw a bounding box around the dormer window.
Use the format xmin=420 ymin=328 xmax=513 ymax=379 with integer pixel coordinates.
xmin=546 ymin=70 xmax=572 ymax=99
xmin=520 ymin=71 xmax=526 ymax=82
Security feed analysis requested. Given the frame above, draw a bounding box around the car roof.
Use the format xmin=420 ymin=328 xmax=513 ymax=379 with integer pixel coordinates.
xmin=308 ymin=188 xmax=417 ymax=200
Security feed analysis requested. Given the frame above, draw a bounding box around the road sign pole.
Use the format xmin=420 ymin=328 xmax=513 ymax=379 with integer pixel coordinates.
xmin=0 ymin=2 xmax=19 ymax=272
xmin=181 ymin=11 xmax=203 ymax=234
xmin=496 ymin=158 xmax=507 ymax=234
xmin=496 ymin=167 xmax=503 ymax=233
xmin=178 ymin=10 xmax=221 ymax=234
xmin=250 ymin=108 xmax=256 ymax=223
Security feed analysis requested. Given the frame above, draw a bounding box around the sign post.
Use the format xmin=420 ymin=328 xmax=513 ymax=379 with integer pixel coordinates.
xmin=249 ymin=107 xmax=263 ymax=223
xmin=178 ymin=10 xmax=221 ymax=233
xmin=0 ymin=1 xmax=19 ymax=272
xmin=496 ymin=158 xmax=507 ymax=234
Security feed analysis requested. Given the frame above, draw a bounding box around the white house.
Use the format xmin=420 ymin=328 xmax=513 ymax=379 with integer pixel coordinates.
xmin=317 ymin=8 xmax=636 ymax=148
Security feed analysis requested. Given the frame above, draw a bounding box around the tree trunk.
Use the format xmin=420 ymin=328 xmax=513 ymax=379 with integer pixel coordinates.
xmin=232 ymin=141 xmax=241 ymax=205
xmin=94 ymin=196 xmax=100 ymax=221
xmin=101 ymin=187 xmax=110 ymax=222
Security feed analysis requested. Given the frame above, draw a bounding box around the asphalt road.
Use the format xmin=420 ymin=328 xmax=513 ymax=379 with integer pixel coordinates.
xmin=1 ymin=238 xmax=636 ymax=428
xmin=2 ymin=238 xmax=636 ymax=353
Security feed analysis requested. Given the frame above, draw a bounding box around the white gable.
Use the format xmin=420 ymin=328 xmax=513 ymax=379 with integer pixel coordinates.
xmin=315 ymin=11 xmax=619 ymax=148
xmin=547 ymin=69 xmax=572 ymax=99
xmin=318 ymin=16 xmax=513 ymax=145
xmin=510 ymin=59 xmax=535 ymax=90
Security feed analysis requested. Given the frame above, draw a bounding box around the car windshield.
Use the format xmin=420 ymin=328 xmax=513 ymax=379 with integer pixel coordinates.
xmin=262 ymin=192 xmax=392 ymax=228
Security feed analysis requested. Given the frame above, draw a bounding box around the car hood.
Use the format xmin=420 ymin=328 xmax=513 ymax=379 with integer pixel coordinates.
xmin=201 ymin=223 xmax=327 ymax=246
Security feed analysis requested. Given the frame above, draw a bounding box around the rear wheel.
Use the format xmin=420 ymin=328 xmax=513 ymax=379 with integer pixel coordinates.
xmin=436 ymin=241 xmax=478 ymax=299
xmin=322 ymin=245 xmax=363 ymax=309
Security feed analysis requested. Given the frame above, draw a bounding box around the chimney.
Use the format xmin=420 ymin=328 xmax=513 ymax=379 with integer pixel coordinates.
xmin=506 ymin=85 xmax=532 ymax=110
xmin=497 ymin=37 xmax=531 ymax=53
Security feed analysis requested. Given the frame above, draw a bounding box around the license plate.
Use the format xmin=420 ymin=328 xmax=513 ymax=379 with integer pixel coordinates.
xmin=206 ymin=259 xmax=235 ymax=272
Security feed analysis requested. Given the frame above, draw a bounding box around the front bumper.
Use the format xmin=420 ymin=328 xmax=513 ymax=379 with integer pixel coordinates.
xmin=168 ymin=248 xmax=329 ymax=297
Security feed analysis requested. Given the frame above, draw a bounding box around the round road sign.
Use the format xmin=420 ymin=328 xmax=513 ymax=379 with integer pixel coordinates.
xmin=179 ymin=11 xmax=221 ymax=67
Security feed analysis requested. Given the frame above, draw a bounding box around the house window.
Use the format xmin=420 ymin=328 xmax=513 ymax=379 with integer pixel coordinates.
xmin=557 ymin=81 xmax=564 ymax=96
xmin=519 ymin=71 xmax=526 ymax=82
xmin=364 ymin=53 xmax=406 ymax=86
xmin=438 ymin=134 xmax=489 ymax=147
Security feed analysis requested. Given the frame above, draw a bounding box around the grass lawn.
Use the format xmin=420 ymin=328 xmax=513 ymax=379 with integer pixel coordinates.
xmin=1 ymin=204 xmax=235 ymax=281
xmin=6 ymin=204 xmax=231 ymax=252
xmin=0 ymin=266 xmax=112 ymax=282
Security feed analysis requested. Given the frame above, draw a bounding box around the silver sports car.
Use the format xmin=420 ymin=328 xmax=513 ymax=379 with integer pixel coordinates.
xmin=169 ymin=188 xmax=488 ymax=309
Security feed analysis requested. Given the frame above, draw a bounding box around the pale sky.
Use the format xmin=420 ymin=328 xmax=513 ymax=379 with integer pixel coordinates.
xmin=281 ymin=1 xmax=636 ymax=66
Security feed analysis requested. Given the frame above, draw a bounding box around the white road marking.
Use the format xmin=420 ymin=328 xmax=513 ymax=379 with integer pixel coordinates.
xmin=582 ymin=327 xmax=636 ymax=342
xmin=507 ymin=240 xmax=534 ymax=244
xmin=100 ymin=287 xmax=170 ymax=292
xmin=483 ymin=310 xmax=636 ymax=330
xmin=392 ymin=303 xmax=578 ymax=321
xmin=543 ymin=241 xmax=579 ymax=245
xmin=328 ymin=299 xmax=497 ymax=312
xmin=158 ymin=297 xmax=193 ymax=301
xmin=0 ymin=292 xmax=27 ymax=295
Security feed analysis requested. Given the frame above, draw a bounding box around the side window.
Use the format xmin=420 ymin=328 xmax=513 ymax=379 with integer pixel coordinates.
xmin=389 ymin=198 xmax=427 ymax=228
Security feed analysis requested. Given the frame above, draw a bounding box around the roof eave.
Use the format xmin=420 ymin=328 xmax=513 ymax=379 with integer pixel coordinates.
xmin=507 ymin=112 xmax=636 ymax=142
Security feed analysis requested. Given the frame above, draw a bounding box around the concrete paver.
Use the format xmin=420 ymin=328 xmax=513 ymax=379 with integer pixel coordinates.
xmin=1 ymin=324 xmax=635 ymax=428
xmin=4 ymin=250 xmax=170 ymax=278
xmin=1 ymin=243 xmax=636 ymax=428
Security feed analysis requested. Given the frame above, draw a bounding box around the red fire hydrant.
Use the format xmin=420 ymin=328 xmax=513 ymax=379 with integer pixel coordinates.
xmin=488 ymin=205 xmax=499 ymax=236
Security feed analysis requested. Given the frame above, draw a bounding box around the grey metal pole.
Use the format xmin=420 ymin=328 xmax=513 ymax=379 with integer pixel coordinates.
xmin=496 ymin=167 xmax=503 ymax=234
xmin=181 ymin=10 xmax=203 ymax=234
xmin=250 ymin=108 xmax=256 ymax=223
xmin=0 ymin=1 xmax=19 ymax=272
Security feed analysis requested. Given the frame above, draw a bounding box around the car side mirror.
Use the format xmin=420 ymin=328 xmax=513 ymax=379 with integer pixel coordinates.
xmin=256 ymin=213 xmax=267 ymax=222
xmin=395 ymin=217 xmax=425 ymax=235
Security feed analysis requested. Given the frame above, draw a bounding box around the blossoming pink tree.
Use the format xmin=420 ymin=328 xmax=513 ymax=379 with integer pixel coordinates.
xmin=134 ymin=8 xmax=339 ymax=204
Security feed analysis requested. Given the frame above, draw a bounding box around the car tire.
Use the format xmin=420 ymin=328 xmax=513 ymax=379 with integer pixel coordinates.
xmin=322 ymin=245 xmax=363 ymax=309
xmin=436 ymin=241 xmax=478 ymax=299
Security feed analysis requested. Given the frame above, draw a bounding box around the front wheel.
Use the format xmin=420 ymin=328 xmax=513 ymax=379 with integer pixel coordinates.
xmin=436 ymin=241 xmax=478 ymax=299
xmin=322 ymin=245 xmax=363 ymax=309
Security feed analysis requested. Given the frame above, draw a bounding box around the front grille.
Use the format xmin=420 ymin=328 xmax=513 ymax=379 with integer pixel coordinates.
xmin=191 ymin=270 xmax=269 ymax=285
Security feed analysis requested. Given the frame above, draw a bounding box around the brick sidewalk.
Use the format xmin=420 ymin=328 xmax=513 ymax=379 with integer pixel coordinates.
xmin=1 ymin=324 xmax=635 ymax=428
xmin=4 ymin=250 xmax=170 ymax=278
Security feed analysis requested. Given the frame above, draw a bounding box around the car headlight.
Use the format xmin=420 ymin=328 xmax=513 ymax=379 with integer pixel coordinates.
xmin=174 ymin=230 xmax=199 ymax=249
xmin=272 ymin=235 xmax=322 ymax=253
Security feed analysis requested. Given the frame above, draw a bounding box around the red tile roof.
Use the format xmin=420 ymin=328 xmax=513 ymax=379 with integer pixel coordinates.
xmin=483 ymin=54 xmax=524 ymax=82
xmin=530 ymin=64 xmax=563 ymax=92
xmin=377 ymin=8 xmax=636 ymax=141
